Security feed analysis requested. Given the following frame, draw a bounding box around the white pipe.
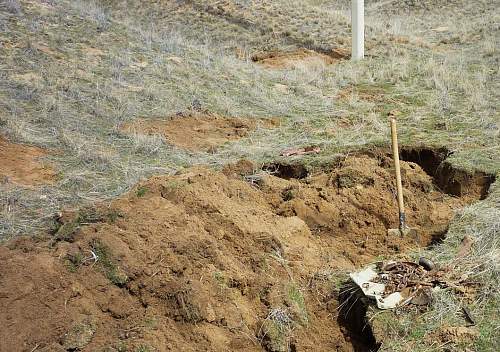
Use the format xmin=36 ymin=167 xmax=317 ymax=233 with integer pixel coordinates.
xmin=351 ymin=0 xmax=364 ymax=61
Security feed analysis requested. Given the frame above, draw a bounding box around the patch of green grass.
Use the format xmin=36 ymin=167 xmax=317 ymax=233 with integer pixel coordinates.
xmin=90 ymin=239 xmax=128 ymax=286
xmin=136 ymin=186 xmax=149 ymax=197
xmin=113 ymin=341 xmax=128 ymax=352
xmin=286 ymin=283 xmax=308 ymax=326
xmin=143 ymin=317 xmax=158 ymax=330
xmin=105 ymin=208 xmax=123 ymax=223
xmin=165 ymin=180 xmax=182 ymax=189
xmin=281 ymin=188 xmax=296 ymax=201
xmin=408 ymin=325 xmax=426 ymax=341
xmin=52 ymin=207 xmax=120 ymax=243
xmin=312 ymin=269 xmax=347 ymax=291
xmin=474 ymin=298 xmax=500 ymax=351
xmin=135 ymin=345 xmax=154 ymax=352
xmin=65 ymin=252 xmax=84 ymax=272
xmin=63 ymin=317 xmax=97 ymax=350
xmin=260 ymin=307 xmax=294 ymax=352
xmin=261 ymin=320 xmax=289 ymax=352
xmin=53 ymin=220 xmax=81 ymax=243
xmin=213 ymin=271 xmax=226 ymax=287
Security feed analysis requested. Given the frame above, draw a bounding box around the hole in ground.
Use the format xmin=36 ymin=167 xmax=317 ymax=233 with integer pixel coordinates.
xmin=338 ymin=282 xmax=380 ymax=352
xmin=428 ymin=227 xmax=449 ymax=248
xmin=251 ymin=48 xmax=348 ymax=68
xmin=254 ymin=149 xmax=495 ymax=350
xmin=257 ymin=155 xmax=463 ymax=274
xmin=400 ymin=147 xmax=495 ymax=200
xmin=260 ymin=149 xmax=494 ymax=256
xmin=359 ymin=146 xmax=495 ymax=200
xmin=263 ymin=162 xmax=309 ymax=180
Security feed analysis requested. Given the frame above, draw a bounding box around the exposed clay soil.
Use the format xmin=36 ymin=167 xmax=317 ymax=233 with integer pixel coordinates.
xmin=251 ymin=48 xmax=347 ymax=68
xmin=0 ymin=153 xmax=491 ymax=352
xmin=0 ymin=136 xmax=55 ymax=186
xmin=122 ymin=112 xmax=277 ymax=152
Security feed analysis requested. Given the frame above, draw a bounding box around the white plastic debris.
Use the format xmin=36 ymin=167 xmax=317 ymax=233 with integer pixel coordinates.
xmin=349 ymin=262 xmax=406 ymax=309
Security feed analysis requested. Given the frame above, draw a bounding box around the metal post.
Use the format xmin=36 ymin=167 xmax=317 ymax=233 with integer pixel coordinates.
xmin=351 ymin=0 xmax=364 ymax=61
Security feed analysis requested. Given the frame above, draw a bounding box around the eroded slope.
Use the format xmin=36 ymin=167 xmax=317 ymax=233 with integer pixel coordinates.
xmin=0 ymin=154 xmax=487 ymax=352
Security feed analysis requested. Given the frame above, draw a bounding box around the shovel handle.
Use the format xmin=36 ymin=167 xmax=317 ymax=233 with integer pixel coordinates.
xmin=390 ymin=118 xmax=406 ymax=229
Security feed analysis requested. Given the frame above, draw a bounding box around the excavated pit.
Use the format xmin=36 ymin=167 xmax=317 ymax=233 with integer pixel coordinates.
xmin=263 ymin=162 xmax=309 ymax=180
xmin=251 ymin=48 xmax=348 ymax=69
xmin=399 ymin=147 xmax=495 ymax=200
xmin=264 ymin=148 xmax=494 ymax=252
xmin=338 ymin=283 xmax=380 ymax=352
xmin=0 ymin=149 xmax=494 ymax=352
xmin=330 ymin=147 xmax=495 ymax=350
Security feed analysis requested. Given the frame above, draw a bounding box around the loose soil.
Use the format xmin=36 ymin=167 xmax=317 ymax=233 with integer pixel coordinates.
xmin=0 ymin=153 xmax=491 ymax=352
xmin=251 ymin=48 xmax=347 ymax=69
xmin=122 ymin=112 xmax=277 ymax=152
xmin=0 ymin=136 xmax=55 ymax=186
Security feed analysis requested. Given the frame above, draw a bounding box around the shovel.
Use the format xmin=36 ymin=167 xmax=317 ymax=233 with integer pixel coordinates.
xmin=387 ymin=118 xmax=417 ymax=237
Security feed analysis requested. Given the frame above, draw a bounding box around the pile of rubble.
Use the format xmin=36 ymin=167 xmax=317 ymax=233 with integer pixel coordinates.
xmin=350 ymin=259 xmax=443 ymax=310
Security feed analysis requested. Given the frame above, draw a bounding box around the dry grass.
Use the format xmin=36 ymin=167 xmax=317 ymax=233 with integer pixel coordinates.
xmin=373 ymin=179 xmax=499 ymax=351
xmin=0 ymin=0 xmax=498 ymax=349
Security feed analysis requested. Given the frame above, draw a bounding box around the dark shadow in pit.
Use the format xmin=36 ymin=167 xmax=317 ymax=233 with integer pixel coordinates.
xmin=360 ymin=146 xmax=495 ymax=200
xmin=427 ymin=227 xmax=449 ymax=248
xmin=263 ymin=146 xmax=496 ymax=201
xmin=399 ymin=147 xmax=450 ymax=178
xmin=400 ymin=147 xmax=495 ymax=200
xmin=263 ymin=162 xmax=309 ymax=180
xmin=338 ymin=282 xmax=380 ymax=352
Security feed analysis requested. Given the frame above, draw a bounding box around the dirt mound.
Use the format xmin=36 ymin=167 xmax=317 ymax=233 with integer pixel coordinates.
xmin=251 ymin=48 xmax=347 ymax=69
xmin=0 ymin=136 xmax=55 ymax=186
xmin=0 ymin=155 xmax=486 ymax=352
xmin=261 ymin=155 xmax=471 ymax=262
xmin=122 ymin=112 xmax=277 ymax=152
xmin=222 ymin=159 xmax=256 ymax=177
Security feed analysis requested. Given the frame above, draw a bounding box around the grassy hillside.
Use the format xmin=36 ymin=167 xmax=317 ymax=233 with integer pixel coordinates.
xmin=1 ymin=0 xmax=498 ymax=237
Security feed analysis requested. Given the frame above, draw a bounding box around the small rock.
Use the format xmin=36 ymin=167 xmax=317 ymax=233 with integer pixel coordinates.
xmin=431 ymin=26 xmax=449 ymax=32
xmin=167 ymin=56 xmax=183 ymax=64
xmin=418 ymin=257 xmax=435 ymax=271
xmin=274 ymin=83 xmax=289 ymax=93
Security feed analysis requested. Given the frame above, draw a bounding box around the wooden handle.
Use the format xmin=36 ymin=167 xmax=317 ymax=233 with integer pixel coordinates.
xmin=390 ymin=118 xmax=406 ymax=229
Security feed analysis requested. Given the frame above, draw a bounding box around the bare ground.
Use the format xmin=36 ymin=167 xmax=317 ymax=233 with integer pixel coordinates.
xmin=0 ymin=154 xmax=490 ymax=352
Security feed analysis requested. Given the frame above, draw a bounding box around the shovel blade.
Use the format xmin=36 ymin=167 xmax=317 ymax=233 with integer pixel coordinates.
xmin=387 ymin=228 xmax=403 ymax=236
xmin=388 ymin=227 xmax=420 ymax=245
